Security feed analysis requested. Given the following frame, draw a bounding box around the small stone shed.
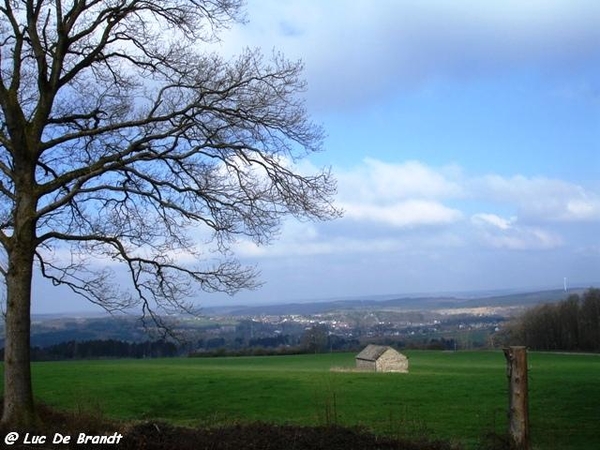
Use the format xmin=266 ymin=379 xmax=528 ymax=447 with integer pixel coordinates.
xmin=355 ymin=344 xmax=409 ymax=373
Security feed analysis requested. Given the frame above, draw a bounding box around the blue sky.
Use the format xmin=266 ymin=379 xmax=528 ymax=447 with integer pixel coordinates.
xmin=34 ymin=1 xmax=600 ymax=313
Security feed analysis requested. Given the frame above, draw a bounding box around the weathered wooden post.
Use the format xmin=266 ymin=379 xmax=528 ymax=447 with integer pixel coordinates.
xmin=503 ymin=346 xmax=530 ymax=450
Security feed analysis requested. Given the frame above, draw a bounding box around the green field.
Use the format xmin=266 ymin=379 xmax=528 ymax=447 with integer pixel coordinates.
xmin=3 ymin=351 xmax=599 ymax=449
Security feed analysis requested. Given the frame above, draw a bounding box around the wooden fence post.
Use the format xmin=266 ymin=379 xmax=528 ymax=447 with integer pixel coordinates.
xmin=503 ymin=346 xmax=530 ymax=450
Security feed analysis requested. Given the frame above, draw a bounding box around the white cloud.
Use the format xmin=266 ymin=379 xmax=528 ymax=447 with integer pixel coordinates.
xmin=234 ymin=220 xmax=333 ymax=258
xmin=236 ymin=234 xmax=401 ymax=258
xmin=341 ymin=200 xmax=463 ymax=228
xmin=474 ymin=175 xmax=600 ymax=222
xmin=334 ymin=159 xmax=600 ymax=230
xmin=235 ymin=220 xmax=465 ymax=259
xmin=335 ymin=159 xmax=464 ymax=229
xmin=338 ymin=159 xmax=463 ymax=202
xmin=471 ymin=213 xmax=563 ymax=250
xmin=233 ymin=159 xmax=596 ymax=258
xmin=471 ymin=213 xmax=514 ymax=230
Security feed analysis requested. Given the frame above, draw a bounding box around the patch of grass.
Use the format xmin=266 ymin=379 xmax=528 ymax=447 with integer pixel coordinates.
xmin=1 ymin=351 xmax=598 ymax=449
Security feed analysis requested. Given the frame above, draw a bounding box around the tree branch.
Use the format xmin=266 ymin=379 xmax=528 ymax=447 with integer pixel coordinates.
xmin=0 ymin=0 xmax=339 ymax=334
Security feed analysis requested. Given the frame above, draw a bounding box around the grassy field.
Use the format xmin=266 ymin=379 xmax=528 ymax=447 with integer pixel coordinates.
xmin=2 ymin=350 xmax=599 ymax=449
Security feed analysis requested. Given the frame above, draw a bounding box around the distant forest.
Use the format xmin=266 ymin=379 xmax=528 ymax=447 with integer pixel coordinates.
xmin=501 ymin=288 xmax=600 ymax=352
xmin=0 ymin=339 xmax=180 ymax=361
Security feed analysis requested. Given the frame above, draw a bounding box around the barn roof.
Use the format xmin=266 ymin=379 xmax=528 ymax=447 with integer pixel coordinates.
xmin=355 ymin=344 xmax=395 ymax=362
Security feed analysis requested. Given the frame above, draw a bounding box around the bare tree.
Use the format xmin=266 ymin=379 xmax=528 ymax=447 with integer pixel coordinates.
xmin=0 ymin=0 xmax=338 ymax=426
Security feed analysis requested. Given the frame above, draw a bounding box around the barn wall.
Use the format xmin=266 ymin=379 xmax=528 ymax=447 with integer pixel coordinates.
xmin=355 ymin=359 xmax=376 ymax=371
xmin=375 ymin=350 xmax=409 ymax=373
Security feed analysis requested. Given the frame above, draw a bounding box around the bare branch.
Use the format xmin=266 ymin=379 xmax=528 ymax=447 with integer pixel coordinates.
xmin=0 ymin=0 xmax=339 ymax=333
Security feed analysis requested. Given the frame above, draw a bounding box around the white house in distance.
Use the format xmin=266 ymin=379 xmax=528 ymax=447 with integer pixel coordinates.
xmin=355 ymin=344 xmax=409 ymax=373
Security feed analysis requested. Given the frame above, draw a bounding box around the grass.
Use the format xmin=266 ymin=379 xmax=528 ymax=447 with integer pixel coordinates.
xmin=2 ymin=351 xmax=599 ymax=449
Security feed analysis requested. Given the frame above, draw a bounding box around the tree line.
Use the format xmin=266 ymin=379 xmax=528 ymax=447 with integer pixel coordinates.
xmin=501 ymin=288 xmax=600 ymax=351
xmin=0 ymin=339 xmax=180 ymax=361
xmin=190 ymin=325 xmax=362 ymax=357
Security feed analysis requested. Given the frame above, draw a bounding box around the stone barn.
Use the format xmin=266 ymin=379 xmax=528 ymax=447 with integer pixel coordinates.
xmin=355 ymin=345 xmax=409 ymax=373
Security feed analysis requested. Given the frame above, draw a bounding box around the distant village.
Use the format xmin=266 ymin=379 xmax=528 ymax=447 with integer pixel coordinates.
xmin=8 ymin=304 xmax=510 ymax=360
xmin=9 ymin=288 xmax=592 ymax=360
xmin=186 ymin=306 xmax=510 ymax=356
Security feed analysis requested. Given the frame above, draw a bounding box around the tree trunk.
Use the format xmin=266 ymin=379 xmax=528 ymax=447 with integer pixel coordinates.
xmin=2 ymin=244 xmax=37 ymax=427
xmin=1 ymin=174 xmax=38 ymax=427
xmin=503 ymin=346 xmax=530 ymax=450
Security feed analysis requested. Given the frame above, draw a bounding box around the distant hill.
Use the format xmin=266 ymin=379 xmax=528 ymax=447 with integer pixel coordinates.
xmin=202 ymin=288 xmax=587 ymax=317
xmin=0 ymin=287 xmax=591 ymax=348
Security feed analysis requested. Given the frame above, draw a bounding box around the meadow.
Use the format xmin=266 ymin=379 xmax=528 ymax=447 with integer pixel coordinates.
xmin=5 ymin=351 xmax=600 ymax=449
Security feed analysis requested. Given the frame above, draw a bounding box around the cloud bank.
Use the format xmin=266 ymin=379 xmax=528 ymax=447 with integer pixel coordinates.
xmin=235 ymin=158 xmax=599 ymax=257
xmin=221 ymin=0 xmax=600 ymax=110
